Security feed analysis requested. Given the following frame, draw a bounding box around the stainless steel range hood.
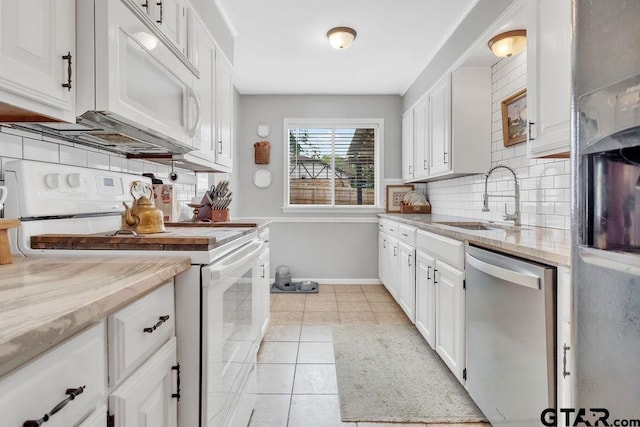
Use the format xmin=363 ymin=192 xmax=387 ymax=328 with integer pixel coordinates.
xmin=11 ymin=111 xmax=193 ymax=157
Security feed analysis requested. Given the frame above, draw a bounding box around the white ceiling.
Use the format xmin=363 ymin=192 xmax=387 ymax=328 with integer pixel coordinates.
xmin=215 ymin=0 xmax=480 ymax=95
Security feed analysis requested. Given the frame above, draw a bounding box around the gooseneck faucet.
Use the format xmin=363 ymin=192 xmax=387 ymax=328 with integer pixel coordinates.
xmin=482 ymin=165 xmax=521 ymax=226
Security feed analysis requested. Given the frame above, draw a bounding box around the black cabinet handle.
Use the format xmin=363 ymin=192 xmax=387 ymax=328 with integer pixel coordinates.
xmin=61 ymin=52 xmax=72 ymax=91
xmin=528 ymin=121 xmax=535 ymax=141
xmin=23 ymin=386 xmax=85 ymax=426
xmin=143 ymin=315 xmax=170 ymax=333
xmin=156 ymin=1 xmax=163 ymax=23
xmin=562 ymin=344 xmax=571 ymax=378
xmin=172 ymin=364 xmax=181 ymax=400
xmin=433 ymin=269 xmax=438 ymax=284
xmin=427 ymin=265 xmax=431 ymax=280
xmin=141 ymin=0 xmax=149 ymax=9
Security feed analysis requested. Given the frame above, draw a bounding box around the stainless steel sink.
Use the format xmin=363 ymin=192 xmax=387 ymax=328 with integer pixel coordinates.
xmin=434 ymin=221 xmax=498 ymax=231
xmin=434 ymin=221 xmax=525 ymax=231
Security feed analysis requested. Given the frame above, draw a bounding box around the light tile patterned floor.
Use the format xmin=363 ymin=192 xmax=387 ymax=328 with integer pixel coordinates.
xmin=248 ymin=284 xmax=490 ymax=427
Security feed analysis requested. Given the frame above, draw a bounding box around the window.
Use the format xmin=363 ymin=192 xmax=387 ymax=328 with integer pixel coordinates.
xmin=284 ymin=118 xmax=382 ymax=210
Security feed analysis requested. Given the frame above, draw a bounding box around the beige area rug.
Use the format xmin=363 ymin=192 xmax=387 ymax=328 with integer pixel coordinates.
xmin=332 ymin=325 xmax=487 ymax=424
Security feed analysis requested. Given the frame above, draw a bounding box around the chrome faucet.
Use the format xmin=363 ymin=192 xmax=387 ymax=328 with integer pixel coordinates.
xmin=482 ymin=165 xmax=521 ymax=226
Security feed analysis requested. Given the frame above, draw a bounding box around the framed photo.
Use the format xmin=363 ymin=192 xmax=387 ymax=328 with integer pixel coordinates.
xmin=386 ymin=184 xmax=414 ymax=213
xmin=501 ymin=89 xmax=527 ymax=147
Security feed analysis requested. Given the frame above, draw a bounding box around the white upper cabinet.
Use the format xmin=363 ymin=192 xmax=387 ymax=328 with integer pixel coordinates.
xmin=401 ymin=111 xmax=415 ymax=181
xmin=188 ymin=10 xmax=217 ymax=161
xmin=128 ymin=0 xmax=188 ymax=56
xmin=428 ymin=74 xmax=452 ymax=176
xmin=215 ymin=53 xmax=234 ymax=170
xmin=404 ymin=66 xmax=491 ymax=182
xmin=0 ymin=0 xmax=75 ymax=122
xmin=413 ymin=99 xmax=430 ymax=180
xmin=527 ymin=0 xmax=571 ymax=158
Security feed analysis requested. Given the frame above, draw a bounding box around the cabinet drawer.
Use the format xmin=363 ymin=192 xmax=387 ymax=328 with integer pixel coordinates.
xmin=0 ymin=322 xmax=106 ymax=427
xmin=378 ymin=218 xmax=388 ymax=233
xmin=108 ymin=282 xmax=175 ymax=388
xmin=79 ymin=404 xmax=107 ymax=427
xmin=417 ymin=230 xmax=464 ymax=270
xmin=398 ymin=224 xmax=417 ymax=245
xmin=386 ymin=220 xmax=400 ymax=238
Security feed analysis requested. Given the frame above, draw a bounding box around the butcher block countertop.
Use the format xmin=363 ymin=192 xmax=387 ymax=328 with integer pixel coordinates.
xmin=0 ymin=255 xmax=190 ymax=377
xmin=380 ymin=213 xmax=571 ymax=267
xmin=30 ymin=226 xmax=256 ymax=251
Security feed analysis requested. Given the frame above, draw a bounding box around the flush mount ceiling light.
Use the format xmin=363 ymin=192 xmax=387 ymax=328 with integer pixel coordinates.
xmin=327 ymin=27 xmax=357 ymax=50
xmin=488 ymin=30 xmax=527 ymax=57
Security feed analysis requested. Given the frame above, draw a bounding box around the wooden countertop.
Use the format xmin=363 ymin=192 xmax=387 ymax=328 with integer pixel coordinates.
xmin=380 ymin=213 xmax=571 ymax=267
xmin=0 ymin=255 xmax=191 ymax=377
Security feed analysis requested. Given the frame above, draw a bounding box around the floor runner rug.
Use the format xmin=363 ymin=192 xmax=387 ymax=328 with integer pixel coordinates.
xmin=332 ymin=325 xmax=488 ymax=424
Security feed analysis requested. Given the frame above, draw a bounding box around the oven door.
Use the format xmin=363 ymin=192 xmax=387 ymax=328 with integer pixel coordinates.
xmin=201 ymin=240 xmax=264 ymax=426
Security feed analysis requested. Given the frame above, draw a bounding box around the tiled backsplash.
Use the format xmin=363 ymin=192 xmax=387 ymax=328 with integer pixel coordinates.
xmin=425 ymin=51 xmax=571 ymax=230
xmin=0 ymin=125 xmax=206 ymax=220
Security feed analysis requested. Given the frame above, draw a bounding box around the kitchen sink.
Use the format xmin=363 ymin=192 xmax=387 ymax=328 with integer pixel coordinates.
xmin=434 ymin=221 xmax=524 ymax=231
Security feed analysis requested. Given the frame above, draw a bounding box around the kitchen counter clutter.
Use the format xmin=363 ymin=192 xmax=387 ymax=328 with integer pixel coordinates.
xmin=380 ymin=213 xmax=570 ymax=267
xmin=0 ymin=255 xmax=190 ymax=377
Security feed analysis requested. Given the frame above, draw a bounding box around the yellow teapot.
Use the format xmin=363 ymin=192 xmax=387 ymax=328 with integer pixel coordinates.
xmin=122 ymin=181 xmax=166 ymax=234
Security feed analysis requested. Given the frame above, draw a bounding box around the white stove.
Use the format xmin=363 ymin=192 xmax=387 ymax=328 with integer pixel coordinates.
xmin=4 ymin=159 xmax=264 ymax=427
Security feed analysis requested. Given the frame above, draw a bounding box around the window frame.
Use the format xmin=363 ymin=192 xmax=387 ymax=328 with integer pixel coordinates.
xmin=282 ymin=118 xmax=384 ymax=213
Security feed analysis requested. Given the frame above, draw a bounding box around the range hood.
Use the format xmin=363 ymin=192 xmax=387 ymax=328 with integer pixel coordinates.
xmin=10 ymin=111 xmax=193 ymax=157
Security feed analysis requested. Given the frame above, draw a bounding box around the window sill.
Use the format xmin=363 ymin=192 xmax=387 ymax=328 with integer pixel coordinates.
xmin=281 ymin=206 xmax=385 ymax=215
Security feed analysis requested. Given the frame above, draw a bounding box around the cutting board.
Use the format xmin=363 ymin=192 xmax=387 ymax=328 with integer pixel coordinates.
xmin=0 ymin=219 xmax=20 ymax=264
xmin=30 ymin=227 xmax=253 ymax=251
xmin=164 ymin=221 xmax=257 ymax=228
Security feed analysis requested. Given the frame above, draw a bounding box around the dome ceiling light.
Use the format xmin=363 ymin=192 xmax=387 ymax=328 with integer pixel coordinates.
xmin=327 ymin=27 xmax=357 ymax=50
xmin=488 ymin=29 xmax=527 ymax=58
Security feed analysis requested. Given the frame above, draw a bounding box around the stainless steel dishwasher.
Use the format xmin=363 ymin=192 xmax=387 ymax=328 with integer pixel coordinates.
xmin=465 ymin=245 xmax=556 ymax=427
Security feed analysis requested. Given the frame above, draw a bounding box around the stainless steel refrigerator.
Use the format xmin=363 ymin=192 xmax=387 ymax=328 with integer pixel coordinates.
xmin=574 ymin=0 xmax=640 ymax=421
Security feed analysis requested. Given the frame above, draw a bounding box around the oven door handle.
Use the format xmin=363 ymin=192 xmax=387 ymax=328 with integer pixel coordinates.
xmin=208 ymin=240 xmax=265 ymax=279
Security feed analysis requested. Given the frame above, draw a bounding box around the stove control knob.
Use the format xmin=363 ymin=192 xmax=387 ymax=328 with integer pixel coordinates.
xmin=67 ymin=173 xmax=81 ymax=188
xmin=44 ymin=173 xmax=60 ymax=189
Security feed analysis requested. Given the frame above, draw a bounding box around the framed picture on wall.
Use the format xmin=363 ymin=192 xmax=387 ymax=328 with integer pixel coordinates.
xmin=501 ymin=89 xmax=527 ymax=147
xmin=386 ymin=184 xmax=415 ymax=213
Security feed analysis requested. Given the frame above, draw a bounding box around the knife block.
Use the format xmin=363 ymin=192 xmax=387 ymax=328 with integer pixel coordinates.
xmin=211 ymin=209 xmax=229 ymax=222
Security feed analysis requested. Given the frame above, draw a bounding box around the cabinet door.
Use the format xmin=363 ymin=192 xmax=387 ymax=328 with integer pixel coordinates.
xmin=386 ymin=235 xmax=399 ymax=300
xmin=0 ymin=0 xmax=75 ymax=122
xmin=378 ymin=232 xmax=387 ymax=284
xmin=110 ymin=338 xmax=178 ymax=427
xmin=415 ymin=251 xmax=436 ymax=349
xmin=154 ymin=0 xmax=188 ymax=56
xmin=258 ymin=248 xmax=271 ymax=341
xmin=557 ymin=266 xmax=574 ymax=409
xmin=413 ymin=99 xmax=430 ymax=180
xmin=527 ymin=0 xmax=571 ymax=157
xmin=429 ymin=74 xmax=452 ymax=176
xmin=401 ymin=111 xmax=415 ymax=181
xmin=435 ymin=260 xmax=465 ymax=383
xmin=215 ymin=53 xmax=234 ymax=170
xmin=397 ymin=241 xmax=416 ymax=322
xmin=188 ymin=11 xmax=216 ymax=164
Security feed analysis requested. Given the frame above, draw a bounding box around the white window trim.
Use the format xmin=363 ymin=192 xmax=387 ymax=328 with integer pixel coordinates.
xmin=282 ymin=118 xmax=384 ymax=213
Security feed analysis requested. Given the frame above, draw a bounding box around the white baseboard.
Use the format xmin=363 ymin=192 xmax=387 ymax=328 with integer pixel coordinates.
xmin=289 ymin=278 xmax=382 ymax=285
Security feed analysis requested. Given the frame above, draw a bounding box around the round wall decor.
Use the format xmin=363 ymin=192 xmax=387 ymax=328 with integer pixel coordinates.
xmin=257 ymin=123 xmax=270 ymax=138
xmin=253 ymin=169 xmax=272 ymax=188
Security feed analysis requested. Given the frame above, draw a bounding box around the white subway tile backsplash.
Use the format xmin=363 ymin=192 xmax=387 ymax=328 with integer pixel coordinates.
xmin=127 ymin=160 xmax=144 ymax=174
xmin=87 ymin=151 xmax=110 ymax=170
xmin=60 ymin=145 xmax=88 ymax=167
xmin=426 ymin=54 xmax=570 ymax=230
xmin=109 ymin=156 xmax=128 ymax=172
xmin=23 ymin=138 xmax=59 ymax=162
xmin=0 ymin=132 xmax=22 ymax=158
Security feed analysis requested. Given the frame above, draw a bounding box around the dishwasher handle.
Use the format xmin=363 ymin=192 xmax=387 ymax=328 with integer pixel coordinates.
xmin=466 ymin=253 xmax=540 ymax=289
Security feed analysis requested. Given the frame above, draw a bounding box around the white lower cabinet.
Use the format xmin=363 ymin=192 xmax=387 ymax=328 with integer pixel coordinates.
xmin=109 ymin=338 xmax=178 ymax=427
xmin=258 ymin=245 xmax=271 ymax=341
xmin=557 ymin=266 xmax=574 ymax=410
xmin=0 ymin=322 xmax=106 ymax=427
xmin=416 ymin=229 xmax=466 ymax=383
xmin=108 ymin=282 xmax=178 ymax=427
xmin=415 ymin=250 xmax=436 ymax=348
xmin=434 ymin=259 xmax=465 ymax=382
xmin=398 ymin=241 xmax=416 ymax=322
xmin=385 ymin=235 xmax=400 ymax=300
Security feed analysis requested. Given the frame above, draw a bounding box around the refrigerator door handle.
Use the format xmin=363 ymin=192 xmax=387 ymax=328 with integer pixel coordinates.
xmin=466 ymin=253 xmax=541 ymax=289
